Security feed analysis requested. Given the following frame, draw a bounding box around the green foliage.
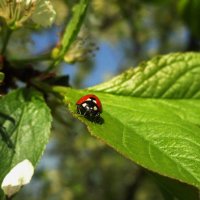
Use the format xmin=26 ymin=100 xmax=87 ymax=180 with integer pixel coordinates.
xmin=51 ymin=0 xmax=89 ymax=66
xmin=90 ymin=52 xmax=200 ymax=98
xmin=0 ymin=72 xmax=4 ymax=83
xmin=0 ymin=88 xmax=52 ymax=198
xmin=141 ymin=0 xmax=171 ymax=5
xmin=54 ymin=52 xmax=200 ymax=189
xmin=151 ymin=172 xmax=199 ymax=200
xmin=1 ymin=0 xmax=200 ymax=199
xmin=178 ymin=0 xmax=200 ymax=38
xmin=0 ymin=0 xmax=90 ymax=197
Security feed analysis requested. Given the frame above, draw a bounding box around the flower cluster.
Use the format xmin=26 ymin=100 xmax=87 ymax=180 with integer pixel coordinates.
xmin=64 ymin=34 xmax=99 ymax=64
xmin=0 ymin=0 xmax=56 ymax=28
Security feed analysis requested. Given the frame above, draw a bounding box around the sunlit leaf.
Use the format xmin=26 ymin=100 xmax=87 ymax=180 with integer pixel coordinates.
xmin=54 ymin=53 xmax=200 ymax=192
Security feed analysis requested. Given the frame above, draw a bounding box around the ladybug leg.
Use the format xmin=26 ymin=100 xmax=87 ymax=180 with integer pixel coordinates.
xmin=93 ymin=113 xmax=99 ymax=122
xmin=77 ymin=105 xmax=90 ymax=117
xmin=94 ymin=113 xmax=104 ymax=124
xmin=94 ymin=113 xmax=100 ymax=120
xmin=77 ymin=104 xmax=86 ymax=115
xmin=77 ymin=105 xmax=81 ymax=114
xmin=83 ymin=110 xmax=89 ymax=116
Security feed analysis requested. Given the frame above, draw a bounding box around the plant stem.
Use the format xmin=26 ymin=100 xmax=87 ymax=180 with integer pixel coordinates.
xmin=1 ymin=27 xmax=12 ymax=55
xmin=46 ymin=57 xmax=62 ymax=72
xmin=5 ymin=195 xmax=13 ymax=200
xmin=11 ymin=53 xmax=51 ymax=65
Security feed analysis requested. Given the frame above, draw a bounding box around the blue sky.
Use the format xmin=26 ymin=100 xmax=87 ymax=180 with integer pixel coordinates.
xmin=31 ymin=28 xmax=125 ymax=88
xmin=31 ymin=23 xmax=189 ymax=88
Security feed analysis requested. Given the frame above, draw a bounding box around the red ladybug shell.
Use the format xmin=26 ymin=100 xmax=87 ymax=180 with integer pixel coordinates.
xmin=76 ymin=94 xmax=102 ymax=112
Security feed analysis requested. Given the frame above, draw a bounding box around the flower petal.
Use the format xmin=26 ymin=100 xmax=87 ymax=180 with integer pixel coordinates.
xmin=1 ymin=159 xmax=34 ymax=197
xmin=32 ymin=1 xmax=56 ymax=27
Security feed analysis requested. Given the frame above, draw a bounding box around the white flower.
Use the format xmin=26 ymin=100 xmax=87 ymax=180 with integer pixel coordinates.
xmin=1 ymin=159 xmax=34 ymax=197
xmin=31 ymin=1 xmax=56 ymax=27
xmin=0 ymin=0 xmax=56 ymax=27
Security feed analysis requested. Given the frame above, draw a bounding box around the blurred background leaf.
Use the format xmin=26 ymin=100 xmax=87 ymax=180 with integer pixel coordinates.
xmin=178 ymin=0 xmax=200 ymax=39
xmin=0 ymin=72 xmax=4 ymax=83
xmin=51 ymin=0 xmax=89 ymax=67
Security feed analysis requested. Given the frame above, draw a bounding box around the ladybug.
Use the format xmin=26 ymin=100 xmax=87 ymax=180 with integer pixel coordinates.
xmin=76 ymin=94 xmax=103 ymax=123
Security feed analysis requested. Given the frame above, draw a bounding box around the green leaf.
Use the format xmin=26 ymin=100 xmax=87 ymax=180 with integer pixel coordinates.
xmin=178 ymin=0 xmax=200 ymax=38
xmin=54 ymin=52 xmax=200 ymax=191
xmin=141 ymin=0 xmax=171 ymax=5
xmin=149 ymin=172 xmax=199 ymax=200
xmin=52 ymin=0 xmax=89 ymax=65
xmin=90 ymin=52 xmax=200 ymax=99
xmin=0 ymin=88 xmax=52 ymax=197
xmin=0 ymin=72 xmax=4 ymax=83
